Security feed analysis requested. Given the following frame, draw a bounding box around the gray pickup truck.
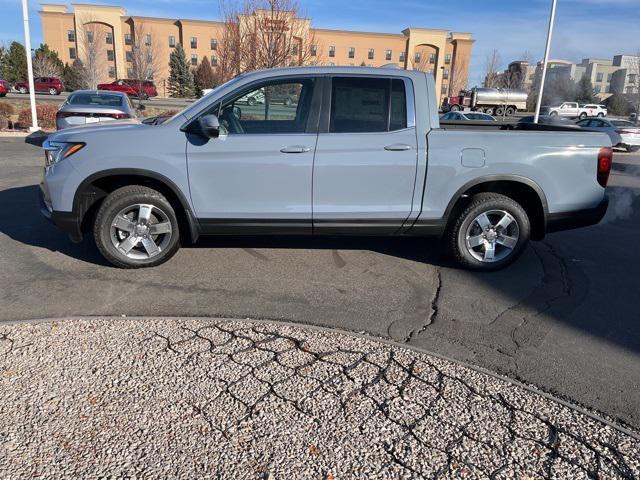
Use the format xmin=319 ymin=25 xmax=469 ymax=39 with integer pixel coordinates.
xmin=38 ymin=66 xmax=612 ymax=271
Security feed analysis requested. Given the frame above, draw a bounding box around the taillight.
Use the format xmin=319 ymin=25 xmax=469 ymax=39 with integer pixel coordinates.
xmin=597 ymin=147 xmax=613 ymax=188
xmin=109 ymin=113 xmax=130 ymax=119
xmin=56 ymin=111 xmax=129 ymax=119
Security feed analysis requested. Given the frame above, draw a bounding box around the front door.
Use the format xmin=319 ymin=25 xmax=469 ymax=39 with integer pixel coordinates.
xmin=186 ymin=76 xmax=319 ymax=234
xmin=313 ymin=76 xmax=418 ymax=234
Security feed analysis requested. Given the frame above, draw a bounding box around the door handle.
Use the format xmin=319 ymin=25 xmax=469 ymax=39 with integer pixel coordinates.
xmin=280 ymin=146 xmax=311 ymax=154
xmin=384 ymin=144 xmax=412 ymax=151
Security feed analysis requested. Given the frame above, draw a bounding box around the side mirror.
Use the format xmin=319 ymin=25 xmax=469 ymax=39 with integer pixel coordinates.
xmin=197 ymin=114 xmax=221 ymax=138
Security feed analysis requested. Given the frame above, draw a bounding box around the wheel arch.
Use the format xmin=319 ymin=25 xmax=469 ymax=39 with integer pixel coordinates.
xmin=442 ymin=175 xmax=549 ymax=241
xmin=74 ymin=169 xmax=200 ymax=243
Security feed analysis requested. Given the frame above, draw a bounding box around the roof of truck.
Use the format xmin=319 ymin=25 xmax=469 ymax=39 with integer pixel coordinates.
xmin=241 ymin=65 xmax=427 ymax=80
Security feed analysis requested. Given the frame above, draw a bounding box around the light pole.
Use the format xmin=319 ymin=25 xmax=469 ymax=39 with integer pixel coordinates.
xmin=21 ymin=0 xmax=39 ymax=131
xmin=534 ymin=0 xmax=558 ymax=124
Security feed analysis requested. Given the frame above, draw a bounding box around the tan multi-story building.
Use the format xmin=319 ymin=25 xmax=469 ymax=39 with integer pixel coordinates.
xmin=40 ymin=3 xmax=474 ymax=101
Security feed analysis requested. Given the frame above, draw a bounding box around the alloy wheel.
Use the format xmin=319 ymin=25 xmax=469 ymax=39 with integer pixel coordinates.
xmin=109 ymin=203 xmax=172 ymax=260
xmin=464 ymin=209 xmax=520 ymax=263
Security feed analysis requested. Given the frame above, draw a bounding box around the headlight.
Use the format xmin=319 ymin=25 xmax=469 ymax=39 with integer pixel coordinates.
xmin=43 ymin=140 xmax=85 ymax=166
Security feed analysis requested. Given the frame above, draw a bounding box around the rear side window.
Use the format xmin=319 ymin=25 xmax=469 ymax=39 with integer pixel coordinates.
xmin=330 ymin=77 xmax=408 ymax=133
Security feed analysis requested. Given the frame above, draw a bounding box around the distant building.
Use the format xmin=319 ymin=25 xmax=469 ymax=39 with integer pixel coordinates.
xmin=39 ymin=3 xmax=474 ymax=102
xmin=505 ymin=55 xmax=640 ymax=101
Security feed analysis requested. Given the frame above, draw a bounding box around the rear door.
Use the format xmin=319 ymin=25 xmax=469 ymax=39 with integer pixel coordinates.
xmin=312 ymin=76 xmax=418 ymax=234
xmin=186 ymin=75 xmax=320 ymax=233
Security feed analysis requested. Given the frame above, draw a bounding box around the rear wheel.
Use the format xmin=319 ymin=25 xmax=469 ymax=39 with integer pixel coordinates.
xmin=48 ymin=88 xmax=57 ymax=95
xmin=450 ymin=104 xmax=461 ymax=112
xmin=484 ymin=107 xmax=495 ymax=116
xmin=247 ymin=96 xmax=257 ymax=106
xmin=93 ymin=186 xmax=180 ymax=268
xmin=579 ymin=112 xmax=587 ymax=120
xmin=506 ymin=106 xmax=516 ymax=116
xmin=550 ymin=111 xmax=558 ymax=117
xmin=447 ymin=193 xmax=530 ymax=271
xmin=19 ymin=87 xmax=27 ymax=94
xmin=597 ymin=113 xmax=605 ymax=117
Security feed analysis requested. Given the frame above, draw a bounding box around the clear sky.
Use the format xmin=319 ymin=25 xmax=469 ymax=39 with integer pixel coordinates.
xmin=2 ymin=0 xmax=639 ymax=86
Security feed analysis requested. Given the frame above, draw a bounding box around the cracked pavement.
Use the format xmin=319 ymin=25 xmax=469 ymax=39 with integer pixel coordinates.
xmin=1 ymin=317 xmax=639 ymax=479
xmin=1 ymin=138 xmax=640 ymax=431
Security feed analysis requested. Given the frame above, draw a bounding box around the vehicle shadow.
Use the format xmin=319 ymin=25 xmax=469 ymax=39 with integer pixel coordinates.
xmin=0 ymin=184 xmax=109 ymax=266
xmin=0 ymin=184 xmax=455 ymax=269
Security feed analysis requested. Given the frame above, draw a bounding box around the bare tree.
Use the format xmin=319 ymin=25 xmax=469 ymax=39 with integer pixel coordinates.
xmin=449 ymin=51 xmax=470 ymax=95
xmin=128 ymin=23 xmax=162 ymax=99
xmin=217 ymin=0 xmax=317 ymax=82
xmin=32 ymin=52 xmax=62 ymax=78
xmin=77 ymin=20 xmax=107 ymax=89
xmin=483 ymin=49 xmax=502 ymax=88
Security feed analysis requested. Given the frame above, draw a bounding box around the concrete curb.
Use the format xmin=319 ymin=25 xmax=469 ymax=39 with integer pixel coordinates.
xmin=5 ymin=314 xmax=639 ymax=442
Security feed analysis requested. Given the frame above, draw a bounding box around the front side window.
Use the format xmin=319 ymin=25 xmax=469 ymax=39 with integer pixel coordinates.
xmin=330 ymin=77 xmax=407 ymax=133
xmin=215 ymin=78 xmax=315 ymax=135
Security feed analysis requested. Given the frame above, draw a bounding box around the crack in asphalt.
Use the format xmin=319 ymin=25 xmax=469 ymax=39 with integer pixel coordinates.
xmin=408 ymin=268 xmax=442 ymax=342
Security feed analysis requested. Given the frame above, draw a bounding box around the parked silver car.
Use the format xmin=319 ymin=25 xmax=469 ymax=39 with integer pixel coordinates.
xmin=576 ymin=117 xmax=640 ymax=152
xmin=440 ymin=111 xmax=496 ymax=122
xmin=56 ymin=90 xmax=141 ymax=130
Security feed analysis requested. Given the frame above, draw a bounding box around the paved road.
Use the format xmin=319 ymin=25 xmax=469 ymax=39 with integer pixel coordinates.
xmin=1 ymin=137 xmax=639 ymax=428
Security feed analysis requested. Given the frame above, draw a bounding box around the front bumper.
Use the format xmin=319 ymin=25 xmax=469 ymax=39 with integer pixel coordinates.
xmin=546 ymin=196 xmax=609 ymax=233
xmin=39 ymin=184 xmax=83 ymax=243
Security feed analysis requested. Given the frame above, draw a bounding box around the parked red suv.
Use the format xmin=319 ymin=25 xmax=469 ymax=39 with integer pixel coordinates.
xmin=0 ymin=79 xmax=9 ymax=97
xmin=14 ymin=77 xmax=64 ymax=95
xmin=97 ymin=79 xmax=158 ymax=99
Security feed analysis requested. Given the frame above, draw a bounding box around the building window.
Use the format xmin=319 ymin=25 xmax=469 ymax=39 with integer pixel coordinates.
xmin=191 ymin=54 xmax=197 ymax=65
xmin=107 ymin=50 xmax=114 ymax=62
xmin=126 ymin=51 xmax=133 ymax=62
xmin=145 ymin=34 xmax=151 ymax=46
xmin=69 ymin=47 xmax=76 ymax=59
xmin=596 ymin=72 xmax=604 ymax=82
xmin=445 ymin=53 xmax=451 ymax=65
xmin=414 ymin=52 xmax=421 ymax=64
xmin=443 ymin=68 xmax=449 ymax=80
xmin=292 ymin=44 xmax=299 ymax=56
xmin=211 ymin=38 xmax=218 ymax=50
xmin=310 ymin=45 xmax=317 ymax=56
xmin=106 ymin=32 xmax=113 ymax=45
xmin=86 ymin=31 xmax=94 ymax=44
xmin=124 ymin=33 xmax=132 ymax=46
xmin=368 ymin=48 xmax=374 ymax=60
xmin=211 ymin=55 xmax=218 ymax=66
xmin=595 ymin=85 xmax=601 ymax=94
xmin=385 ymin=49 xmax=392 ymax=61
xmin=429 ymin=53 xmax=436 ymax=64
xmin=190 ymin=37 xmax=197 ymax=49
xmin=441 ymin=83 xmax=448 ymax=94
xmin=108 ymin=66 xmax=116 ymax=78
xmin=399 ymin=51 xmax=405 ymax=62
xmin=329 ymin=46 xmax=335 ymax=58
xmin=169 ymin=35 xmax=176 ymax=48
xmin=68 ymin=30 xmax=75 ymax=42
xmin=348 ymin=47 xmax=355 ymax=59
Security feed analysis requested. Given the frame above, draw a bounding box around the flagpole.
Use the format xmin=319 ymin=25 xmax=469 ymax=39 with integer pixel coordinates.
xmin=21 ymin=0 xmax=39 ymax=131
xmin=534 ymin=0 xmax=557 ymax=124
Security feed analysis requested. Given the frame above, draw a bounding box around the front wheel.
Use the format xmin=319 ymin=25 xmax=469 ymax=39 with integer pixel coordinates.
xmin=447 ymin=193 xmax=530 ymax=271
xmin=93 ymin=186 xmax=181 ymax=268
xmin=597 ymin=113 xmax=605 ymax=118
xmin=49 ymin=88 xmax=57 ymax=95
xmin=579 ymin=112 xmax=587 ymax=120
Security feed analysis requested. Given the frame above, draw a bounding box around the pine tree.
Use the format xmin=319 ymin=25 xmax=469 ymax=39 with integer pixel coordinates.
xmin=167 ymin=44 xmax=195 ymax=98
xmin=2 ymin=41 xmax=28 ymax=83
xmin=193 ymin=56 xmax=217 ymax=97
xmin=62 ymin=60 xmax=88 ymax=91
xmin=576 ymin=75 xmax=596 ymax=104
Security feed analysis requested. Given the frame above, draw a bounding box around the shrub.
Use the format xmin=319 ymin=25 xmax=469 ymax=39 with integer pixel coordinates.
xmin=17 ymin=104 xmax=58 ymax=129
xmin=0 ymin=102 xmax=16 ymax=118
xmin=0 ymin=117 xmax=8 ymax=130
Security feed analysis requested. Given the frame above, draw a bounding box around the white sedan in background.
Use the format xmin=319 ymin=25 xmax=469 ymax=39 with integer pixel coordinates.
xmin=576 ymin=117 xmax=640 ymax=152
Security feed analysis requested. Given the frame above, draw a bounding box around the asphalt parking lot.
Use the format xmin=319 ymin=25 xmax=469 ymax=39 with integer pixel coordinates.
xmin=1 ymin=136 xmax=639 ymax=429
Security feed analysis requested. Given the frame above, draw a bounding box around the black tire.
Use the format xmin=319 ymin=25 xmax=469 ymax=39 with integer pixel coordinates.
xmin=93 ymin=185 xmax=181 ymax=268
xmin=446 ymin=193 xmax=530 ymax=271
xmin=579 ymin=112 xmax=587 ymax=120
xmin=484 ymin=107 xmax=495 ymax=116
xmin=506 ymin=107 xmax=516 ymax=116
xmin=495 ymin=106 xmax=505 ymax=116
xmin=597 ymin=113 xmax=604 ymax=118
xmin=549 ymin=111 xmax=558 ymax=117
xmin=450 ymin=105 xmax=460 ymax=112
xmin=19 ymin=87 xmax=27 ymax=94
xmin=247 ymin=96 xmax=257 ymax=106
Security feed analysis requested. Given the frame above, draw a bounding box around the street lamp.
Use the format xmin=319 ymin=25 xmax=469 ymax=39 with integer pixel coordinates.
xmin=534 ymin=0 xmax=558 ymax=124
xmin=21 ymin=0 xmax=39 ymax=131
